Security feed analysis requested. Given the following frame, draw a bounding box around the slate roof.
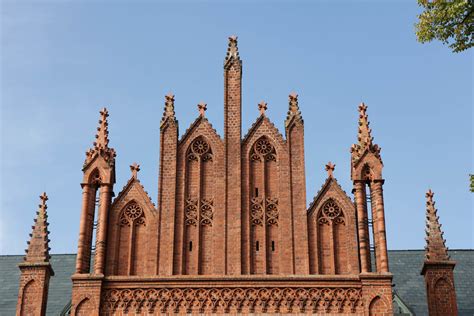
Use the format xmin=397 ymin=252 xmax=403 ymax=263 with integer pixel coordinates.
xmin=1 ymin=250 xmax=472 ymax=315
xmin=0 ymin=254 xmax=76 ymax=315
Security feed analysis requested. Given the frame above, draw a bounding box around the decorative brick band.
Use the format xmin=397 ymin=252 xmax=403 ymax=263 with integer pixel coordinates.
xmin=102 ymin=286 xmax=363 ymax=314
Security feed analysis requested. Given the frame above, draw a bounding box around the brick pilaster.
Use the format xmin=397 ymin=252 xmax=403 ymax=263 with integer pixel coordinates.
xmin=158 ymin=93 xmax=178 ymax=275
xmin=285 ymin=93 xmax=309 ymax=274
xmin=224 ymin=35 xmax=242 ymax=274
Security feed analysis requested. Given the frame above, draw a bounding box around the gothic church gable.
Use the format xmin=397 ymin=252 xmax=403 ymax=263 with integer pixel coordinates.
xmin=307 ymin=176 xmax=359 ymax=275
xmin=106 ymin=176 xmax=158 ymax=276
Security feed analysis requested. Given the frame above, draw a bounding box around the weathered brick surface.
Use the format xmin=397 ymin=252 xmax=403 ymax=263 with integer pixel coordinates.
xmin=17 ymin=37 xmax=450 ymax=315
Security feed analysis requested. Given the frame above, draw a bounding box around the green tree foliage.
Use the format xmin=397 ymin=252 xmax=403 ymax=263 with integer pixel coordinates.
xmin=415 ymin=0 xmax=474 ymax=53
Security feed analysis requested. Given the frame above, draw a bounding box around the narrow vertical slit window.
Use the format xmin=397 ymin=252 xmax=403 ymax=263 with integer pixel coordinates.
xmin=255 ymin=188 xmax=259 ymax=197
xmin=272 ymin=240 xmax=275 ymax=252
xmin=256 ymin=241 xmax=259 ymax=251
xmin=189 ymin=241 xmax=193 ymax=252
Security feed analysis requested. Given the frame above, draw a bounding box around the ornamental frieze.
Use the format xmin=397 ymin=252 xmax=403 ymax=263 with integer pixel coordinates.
xmin=101 ymin=286 xmax=362 ymax=314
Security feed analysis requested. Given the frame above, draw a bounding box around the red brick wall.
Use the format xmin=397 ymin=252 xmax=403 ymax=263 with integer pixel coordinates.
xmin=16 ymin=266 xmax=51 ymax=316
xmin=423 ymin=264 xmax=458 ymax=316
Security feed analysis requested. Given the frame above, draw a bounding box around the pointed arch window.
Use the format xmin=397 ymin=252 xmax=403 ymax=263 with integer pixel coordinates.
xmin=183 ymin=136 xmax=215 ymax=275
xmin=249 ymin=136 xmax=279 ymax=274
xmin=316 ymin=199 xmax=348 ymax=274
xmin=116 ymin=202 xmax=146 ymax=275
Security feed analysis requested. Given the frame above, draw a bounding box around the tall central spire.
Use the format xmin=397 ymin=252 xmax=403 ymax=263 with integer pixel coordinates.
xmin=223 ymin=35 xmax=242 ymax=274
xmin=424 ymin=189 xmax=450 ymax=261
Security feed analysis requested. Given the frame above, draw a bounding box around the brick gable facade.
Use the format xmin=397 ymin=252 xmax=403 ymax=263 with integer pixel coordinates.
xmin=16 ymin=36 xmax=459 ymax=315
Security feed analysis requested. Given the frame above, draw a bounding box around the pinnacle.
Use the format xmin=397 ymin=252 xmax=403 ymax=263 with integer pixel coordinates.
xmin=224 ymin=35 xmax=240 ymax=66
xmin=424 ymin=189 xmax=450 ymax=261
xmin=161 ymin=93 xmax=176 ymax=127
xmin=285 ymin=92 xmax=303 ymax=127
xmin=357 ymin=102 xmax=373 ymax=149
xmin=24 ymin=192 xmax=51 ymax=263
xmin=351 ymin=102 xmax=381 ymax=165
xmin=94 ymin=107 xmax=110 ymax=150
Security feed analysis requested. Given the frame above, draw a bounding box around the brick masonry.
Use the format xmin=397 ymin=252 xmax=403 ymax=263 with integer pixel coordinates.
xmin=16 ymin=36 xmax=459 ymax=315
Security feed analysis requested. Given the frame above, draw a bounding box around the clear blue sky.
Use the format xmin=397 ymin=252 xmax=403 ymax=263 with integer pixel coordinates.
xmin=1 ymin=1 xmax=472 ymax=255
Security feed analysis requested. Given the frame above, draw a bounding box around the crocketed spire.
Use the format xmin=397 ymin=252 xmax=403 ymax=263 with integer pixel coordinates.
xmin=351 ymin=103 xmax=381 ymax=164
xmin=224 ymin=35 xmax=241 ymax=67
xmin=84 ymin=108 xmax=116 ymax=169
xmin=24 ymin=192 xmax=51 ymax=263
xmin=285 ymin=92 xmax=303 ymax=127
xmin=424 ymin=189 xmax=450 ymax=261
xmin=161 ymin=93 xmax=177 ymax=127
xmin=94 ymin=108 xmax=110 ymax=150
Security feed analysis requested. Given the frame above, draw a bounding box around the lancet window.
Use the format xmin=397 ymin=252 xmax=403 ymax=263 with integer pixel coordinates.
xmin=249 ymin=136 xmax=279 ymax=274
xmin=316 ymin=199 xmax=349 ymax=274
xmin=183 ymin=137 xmax=215 ymax=275
xmin=116 ymin=202 xmax=147 ymax=275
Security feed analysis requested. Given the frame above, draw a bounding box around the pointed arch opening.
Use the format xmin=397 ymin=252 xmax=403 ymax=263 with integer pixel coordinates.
xmin=316 ymin=198 xmax=347 ymax=274
xmin=434 ymin=277 xmax=453 ymax=315
xmin=249 ymin=136 xmax=279 ymax=274
xmin=116 ymin=201 xmax=146 ymax=275
xmin=20 ymin=279 xmax=38 ymax=316
xmin=183 ymin=136 xmax=215 ymax=275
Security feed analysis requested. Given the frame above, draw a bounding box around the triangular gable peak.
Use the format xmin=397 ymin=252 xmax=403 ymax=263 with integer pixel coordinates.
xmin=243 ymin=115 xmax=286 ymax=151
xmin=111 ymin=169 xmax=156 ymax=215
xmin=307 ymin=176 xmax=354 ymax=218
xmin=178 ymin=115 xmax=223 ymax=148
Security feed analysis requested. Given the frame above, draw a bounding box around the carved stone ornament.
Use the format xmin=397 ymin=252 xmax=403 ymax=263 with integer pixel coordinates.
xmin=185 ymin=199 xmax=199 ymax=226
xmin=266 ymin=198 xmax=279 ymax=226
xmin=251 ymin=138 xmax=276 ymax=162
xmin=120 ymin=203 xmax=145 ymax=227
xmin=250 ymin=197 xmax=279 ymax=226
xmin=250 ymin=197 xmax=264 ymax=226
xmin=102 ymin=286 xmax=362 ymax=314
xmin=200 ymin=198 xmax=214 ymax=226
xmin=318 ymin=199 xmax=345 ymax=225
xmin=187 ymin=138 xmax=213 ymax=162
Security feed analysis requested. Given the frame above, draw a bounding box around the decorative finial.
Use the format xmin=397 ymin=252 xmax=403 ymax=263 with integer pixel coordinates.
xmin=161 ymin=93 xmax=177 ymax=127
xmin=40 ymin=192 xmax=48 ymax=206
xmin=285 ymin=92 xmax=303 ymax=127
xmin=94 ymin=107 xmax=110 ymax=150
xmin=224 ymin=35 xmax=240 ymax=67
xmin=258 ymin=101 xmax=267 ymax=115
xmin=198 ymin=102 xmax=207 ymax=116
xmin=426 ymin=189 xmax=434 ymax=200
xmin=130 ymin=162 xmax=140 ymax=179
xmin=424 ymin=189 xmax=450 ymax=261
xmin=325 ymin=162 xmax=336 ymax=178
xmin=24 ymin=192 xmax=52 ymax=263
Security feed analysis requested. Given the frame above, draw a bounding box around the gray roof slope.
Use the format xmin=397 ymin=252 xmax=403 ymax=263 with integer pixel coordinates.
xmin=390 ymin=249 xmax=474 ymax=316
xmin=0 ymin=250 xmax=472 ymax=315
xmin=0 ymin=254 xmax=76 ymax=315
